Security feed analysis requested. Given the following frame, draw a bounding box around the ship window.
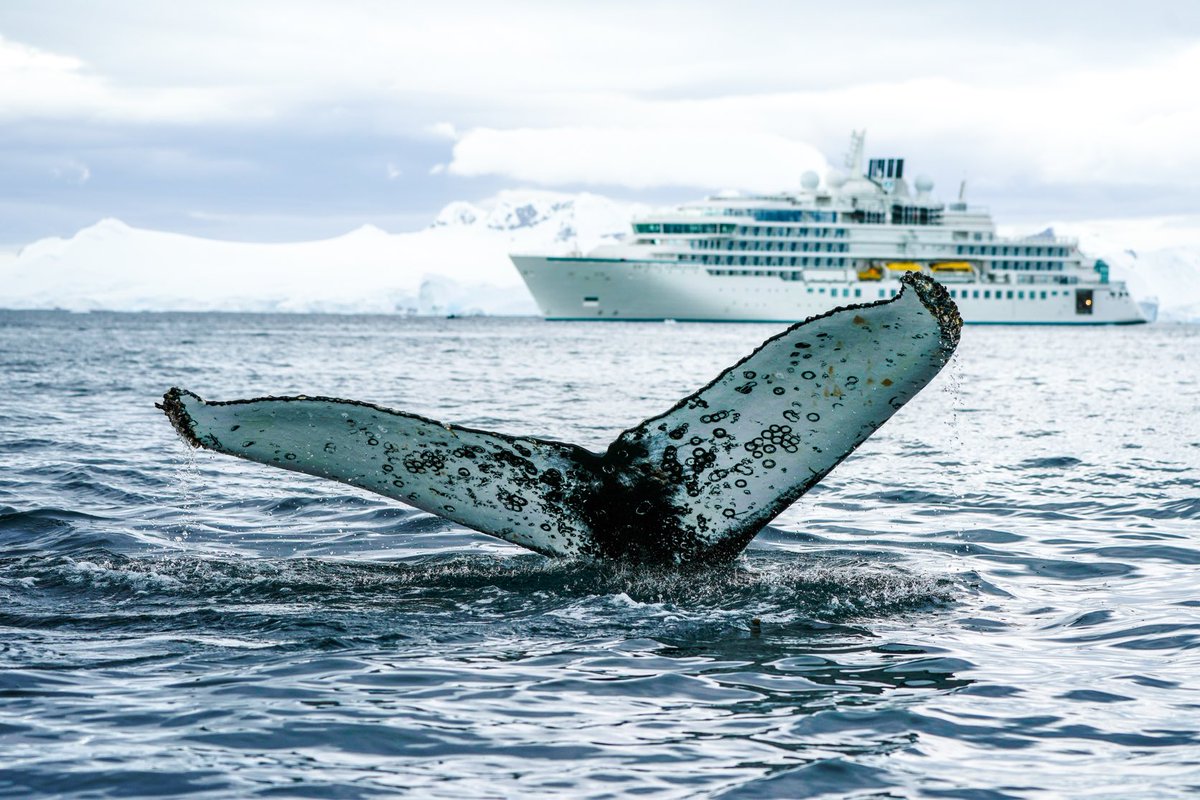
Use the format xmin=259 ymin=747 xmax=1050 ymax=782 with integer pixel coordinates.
xmin=973 ymin=290 xmax=979 ymax=299
xmin=583 ymin=296 xmax=599 ymax=306
xmin=807 ymin=287 xmax=813 ymax=293
xmin=984 ymin=290 xmax=991 ymax=299
xmin=1040 ymin=291 xmax=1047 ymax=299
xmin=879 ymin=289 xmax=886 ymax=298
xmin=818 ymin=287 xmax=826 ymax=294
xmin=855 ymin=289 xmax=862 ymax=297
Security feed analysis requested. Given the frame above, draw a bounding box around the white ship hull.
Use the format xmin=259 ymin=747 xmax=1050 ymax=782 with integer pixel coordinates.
xmin=512 ymin=256 xmax=1147 ymax=325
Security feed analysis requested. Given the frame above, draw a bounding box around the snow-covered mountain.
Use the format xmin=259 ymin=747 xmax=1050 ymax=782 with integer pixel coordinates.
xmin=0 ymin=191 xmax=644 ymax=316
xmin=1 ymin=193 xmax=1197 ymax=320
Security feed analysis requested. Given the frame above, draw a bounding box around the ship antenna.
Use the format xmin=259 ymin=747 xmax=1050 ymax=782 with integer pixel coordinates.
xmin=958 ymin=179 xmax=967 ymax=202
xmin=845 ymin=130 xmax=866 ymax=176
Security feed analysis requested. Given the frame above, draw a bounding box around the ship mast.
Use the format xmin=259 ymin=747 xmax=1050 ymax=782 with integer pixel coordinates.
xmin=845 ymin=130 xmax=866 ymax=176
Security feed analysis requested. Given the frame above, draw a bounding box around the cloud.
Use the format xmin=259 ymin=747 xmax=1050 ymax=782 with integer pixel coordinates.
xmin=51 ymin=160 xmax=91 ymax=185
xmin=427 ymin=122 xmax=458 ymax=140
xmin=438 ymin=38 xmax=1200 ymax=193
xmin=447 ymin=127 xmax=828 ymax=191
xmin=0 ymin=35 xmax=265 ymax=123
xmin=2 ymin=2 xmax=1199 ymax=242
xmin=386 ymin=162 xmax=402 ymax=180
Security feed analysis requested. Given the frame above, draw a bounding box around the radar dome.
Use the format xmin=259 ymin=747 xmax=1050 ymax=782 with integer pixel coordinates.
xmin=914 ymin=175 xmax=934 ymax=193
xmin=826 ymin=170 xmax=847 ymax=189
xmin=800 ymin=171 xmax=820 ymax=191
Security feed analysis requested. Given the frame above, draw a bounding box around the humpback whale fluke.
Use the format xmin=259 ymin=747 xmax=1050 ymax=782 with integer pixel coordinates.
xmin=160 ymin=273 xmax=961 ymax=565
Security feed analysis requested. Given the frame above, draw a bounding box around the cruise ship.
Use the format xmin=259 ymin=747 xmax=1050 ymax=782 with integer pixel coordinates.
xmin=511 ymin=132 xmax=1146 ymax=324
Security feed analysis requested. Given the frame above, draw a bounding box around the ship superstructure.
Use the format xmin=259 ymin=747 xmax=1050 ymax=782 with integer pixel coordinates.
xmin=510 ymin=132 xmax=1145 ymax=324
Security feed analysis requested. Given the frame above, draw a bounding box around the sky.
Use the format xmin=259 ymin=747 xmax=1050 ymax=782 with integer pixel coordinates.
xmin=1 ymin=0 xmax=1199 ymax=245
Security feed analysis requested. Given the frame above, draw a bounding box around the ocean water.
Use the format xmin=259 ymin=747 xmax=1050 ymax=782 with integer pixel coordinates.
xmin=0 ymin=310 xmax=1197 ymax=799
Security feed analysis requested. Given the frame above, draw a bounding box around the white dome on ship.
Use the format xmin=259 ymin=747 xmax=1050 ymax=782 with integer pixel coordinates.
xmin=914 ymin=175 xmax=934 ymax=193
xmin=826 ymin=170 xmax=846 ymax=189
xmin=800 ymin=171 xmax=820 ymax=191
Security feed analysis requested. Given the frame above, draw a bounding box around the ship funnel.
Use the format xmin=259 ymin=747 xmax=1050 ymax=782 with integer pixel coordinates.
xmin=867 ymin=158 xmax=904 ymax=181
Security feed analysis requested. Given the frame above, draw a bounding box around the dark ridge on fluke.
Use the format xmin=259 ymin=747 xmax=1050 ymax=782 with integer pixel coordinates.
xmin=161 ymin=273 xmax=961 ymax=565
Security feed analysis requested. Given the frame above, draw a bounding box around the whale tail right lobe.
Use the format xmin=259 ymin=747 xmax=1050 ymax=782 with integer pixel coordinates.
xmin=593 ymin=272 xmax=961 ymax=562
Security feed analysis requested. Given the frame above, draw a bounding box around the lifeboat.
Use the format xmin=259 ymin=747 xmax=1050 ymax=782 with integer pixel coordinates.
xmin=857 ymin=265 xmax=883 ymax=281
xmin=885 ymin=261 xmax=923 ymax=272
xmin=931 ymin=261 xmax=973 ymax=273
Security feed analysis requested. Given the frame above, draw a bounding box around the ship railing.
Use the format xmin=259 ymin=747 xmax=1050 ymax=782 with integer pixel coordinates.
xmin=1008 ymin=234 xmax=1078 ymax=246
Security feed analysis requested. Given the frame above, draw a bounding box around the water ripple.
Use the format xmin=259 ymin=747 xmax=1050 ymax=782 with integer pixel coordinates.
xmin=0 ymin=312 xmax=1197 ymax=798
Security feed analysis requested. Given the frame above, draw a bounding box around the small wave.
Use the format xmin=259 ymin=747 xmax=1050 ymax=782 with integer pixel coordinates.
xmin=0 ymin=437 xmax=58 ymax=450
xmin=1128 ymin=497 xmax=1200 ymax=520
xmin=863 ymin=489 xmax=960 ymax=506
xmin=1018 ymin=456 xmax=1083 ymax=469
xmin=0 ymin=507 xmax=128 ymax=556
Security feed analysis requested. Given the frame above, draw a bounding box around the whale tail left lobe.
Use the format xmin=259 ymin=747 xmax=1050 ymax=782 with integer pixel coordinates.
xmin=160 ymin=387 xmax=605 ymax=558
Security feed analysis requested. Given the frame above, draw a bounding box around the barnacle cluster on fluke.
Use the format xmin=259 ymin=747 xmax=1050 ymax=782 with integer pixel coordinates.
xmin=161 ymin=272 xmax=961 ymax=565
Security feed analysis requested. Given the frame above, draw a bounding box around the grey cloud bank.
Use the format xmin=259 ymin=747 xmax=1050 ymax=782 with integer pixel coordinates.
xmin=1 ymin=1 xmax=1198 ymax=245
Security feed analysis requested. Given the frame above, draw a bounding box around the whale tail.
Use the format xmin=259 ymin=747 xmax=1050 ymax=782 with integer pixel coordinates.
xmin=161 ymin=272 xmax=961 ymax=564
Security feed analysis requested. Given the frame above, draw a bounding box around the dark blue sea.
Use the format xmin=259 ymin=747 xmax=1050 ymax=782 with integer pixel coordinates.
xmin=1 ymin=311 xmax=1198 ymax=798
